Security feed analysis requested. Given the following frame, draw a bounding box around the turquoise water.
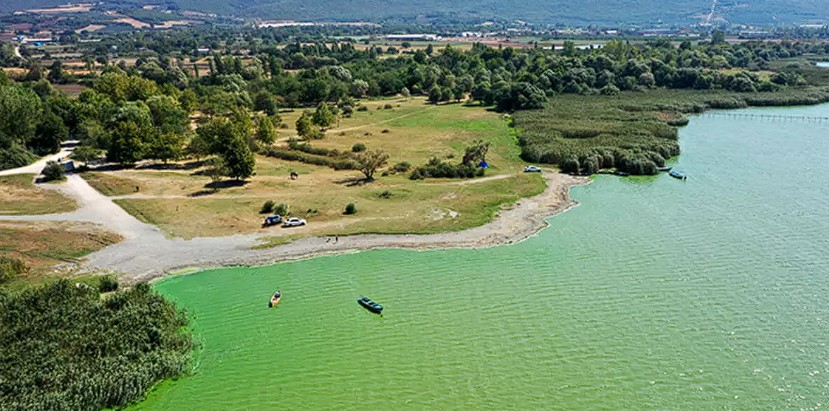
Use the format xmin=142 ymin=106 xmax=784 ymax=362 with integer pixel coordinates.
xmin=137 ymin=104 xmax=829 ymax=410
xmin=817 ymin=62 xmax=829 ymax=68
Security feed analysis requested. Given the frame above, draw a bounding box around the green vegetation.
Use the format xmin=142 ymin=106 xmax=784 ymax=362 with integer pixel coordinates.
xmin=40 ymin=161 xmax=65 ymax=182
xmin=0 ymin=255 xmax=27 ymax=284
xmin=0 ymin=280 xmax=192 ymax=410
xmin=344 ymin=202 xmax=357 ymax=215
xmin=516 ymin=88 xmax=829 ymax=175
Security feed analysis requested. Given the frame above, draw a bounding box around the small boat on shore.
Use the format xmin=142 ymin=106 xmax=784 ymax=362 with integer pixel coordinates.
xmin=614 ymin=170 xmax=630 ymax=177
xmin=269 ymin=290 xmax=282 ymax=307
xmin=358 ymin=296 xmax=383 ymax=314
xmin=657 ymin=166 xmax=672 ymax=172
xmin=669 ymin=170 xmax=687 ymax=180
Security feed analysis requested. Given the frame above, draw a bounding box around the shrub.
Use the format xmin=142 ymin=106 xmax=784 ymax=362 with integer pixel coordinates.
xmin=352 ymin=143 xmax=367 ymax=153
xmin=378 ymin=190 xmax=393 ymax=199
xmin=344 ymin=203 xmax=357 ymax=215
xmin=381 ymin=129 xmax=390 ymax=133
xmin=260 ymin=200 xmax=275 ymax=214
xmin=0 ymin=256 xmax=28 ymax=283
xmin=274 ymin=203 xmax=289 ymax=216
xmin=410 ymin=157 xmax=481 ymax=179
xmin=98 ymin=275 xmax=119 ymax=292
xmin=393 ymin=161 xmax=411 ymax=172
xmin=357 ymin=106 xmax=369 ymax=112
xmin=41 ymin=161 xmax=65 ymax=182
xmin=383 ymin=104 xmax=394 ymax=109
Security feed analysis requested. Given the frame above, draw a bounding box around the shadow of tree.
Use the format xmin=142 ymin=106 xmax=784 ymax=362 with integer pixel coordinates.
xmin=204 ymin=179 xmax=248 ymax=189
xmin=334 ymin=177 xmax=372 ymax=187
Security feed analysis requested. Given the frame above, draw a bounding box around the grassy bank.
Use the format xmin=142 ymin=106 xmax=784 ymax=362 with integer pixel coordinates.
xmin=514 ymin=87 xmax=829 ymax=175
xmin=0 ymin=174 xmax=77 ymax=215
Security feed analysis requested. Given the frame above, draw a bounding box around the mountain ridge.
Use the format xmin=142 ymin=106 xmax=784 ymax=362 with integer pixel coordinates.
xmin=0 ymin=0 xmax=825 ymax=26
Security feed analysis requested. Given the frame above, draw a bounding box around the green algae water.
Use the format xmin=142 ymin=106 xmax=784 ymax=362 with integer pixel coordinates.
xmin=137 ymin=105 xmax=829 ymax=410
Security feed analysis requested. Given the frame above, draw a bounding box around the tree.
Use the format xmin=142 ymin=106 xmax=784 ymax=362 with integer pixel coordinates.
xmin=146 ymin=95 xmax=189 ymax=135
xmin=295 ymin=111 xmax=320 ymax=139
xmin=462 ymin=140 xmax=490 ymax=166
xmin=353 ymin=149 xmax=389 ymax=181
xmin=255 ymin=116 xmax=277 ymax=145
xmin=195 ymin=117 xmax=255 ymax=180
xmin=0 ymin=85 xmax=42 ymax=149
xmin=70 ymin=145 xmax=103 ymax=164
xmin=31 ymin=109 xmax=67 ymax=155
xmin=428 ymin=86 xmax=443 ymax=104
xmin=222 ymin=133 xmax=255 ymax=180
xmin=253 ymin=90 xmax=277 ymax=115
xmin=312 ymin=102 xmax=334 ymax=129
xmin=105 ymin=102 xmax=155 ymax=165
xmin=147 ymin=132 xmax=186 ymax=163
xmin=711 ymin=30 xmax=726 ymax=45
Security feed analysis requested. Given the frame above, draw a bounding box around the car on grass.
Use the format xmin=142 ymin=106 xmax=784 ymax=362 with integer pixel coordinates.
xmin=524 ymin=165 xmax=542 ymax=173
xmin=282 ymin=217 xmax=307 ymax=228
xmin=262 ymin=215 xmax=282 ymax=227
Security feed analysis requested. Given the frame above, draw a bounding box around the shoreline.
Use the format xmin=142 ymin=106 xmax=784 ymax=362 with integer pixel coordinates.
xmin=81 ymin=171 xmax=590 ymax=284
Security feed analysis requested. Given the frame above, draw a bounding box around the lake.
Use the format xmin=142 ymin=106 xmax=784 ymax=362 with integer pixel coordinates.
xmin=135 ymin=104 xmax=829 ymax=410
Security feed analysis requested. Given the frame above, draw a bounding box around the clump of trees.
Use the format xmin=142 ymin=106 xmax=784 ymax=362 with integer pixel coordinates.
xmin=0 ymin=280 xmax=192 ymax=410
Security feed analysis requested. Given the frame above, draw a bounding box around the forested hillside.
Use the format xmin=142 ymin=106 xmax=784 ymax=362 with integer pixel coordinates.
xmin=0 ymin=0 xmax=826 ymax=25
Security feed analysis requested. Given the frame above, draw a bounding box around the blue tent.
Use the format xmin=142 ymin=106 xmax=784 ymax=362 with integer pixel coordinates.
xmin=478 ymin=161 xmax=489 ymax=169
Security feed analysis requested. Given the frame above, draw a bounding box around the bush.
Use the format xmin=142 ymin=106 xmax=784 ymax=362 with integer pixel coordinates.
xmin=98 ymin=275 xmax=119 ymax=292
xmin=378 ymin=190 xmax=393 ymax=199
xmin=40 ymin=161 xmax=65 ymax=182
xmin=383 ymin=104 xmax=393 ymax=109
xmin=352 ymin=143 xmax=366 ymax=153
xmin=274 ymin=203 xmax=289 ymax=216
xmin=260 ymin=200 xmax=275 ymax=214
xmin=410 ymin=157 xmax=482 ymax=179
xmin=393 ymin=161 xmax=411 ymax=172
xmin=357 ymin=106 xmax=369 ymax=112
xmin=344 ymin=203 xmax=357 ymax=215
xmin=0 ymin=256 xmax=28 ymax=283
xmin=262 ymin=147 xmax=358 ymax=170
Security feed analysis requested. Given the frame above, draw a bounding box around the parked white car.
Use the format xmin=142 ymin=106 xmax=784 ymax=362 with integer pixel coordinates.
xmin=524 ymin=165 xmax=542 ymax=173
xmin=282 ymin=217 xmax=307 ymax=227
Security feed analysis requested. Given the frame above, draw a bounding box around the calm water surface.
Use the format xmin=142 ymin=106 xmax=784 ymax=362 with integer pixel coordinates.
xmin=136 ymin=104 xmax=829 ymax=410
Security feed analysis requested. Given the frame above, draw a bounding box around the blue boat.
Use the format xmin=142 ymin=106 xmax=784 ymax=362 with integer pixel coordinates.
xmin=358 ymin=296 xmax=383 ymax=314
xmin=669 ymin=170 xmax=687 ymax=180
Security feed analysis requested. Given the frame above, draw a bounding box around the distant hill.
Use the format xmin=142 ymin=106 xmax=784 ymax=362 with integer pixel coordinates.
xmin=1 ymin=0 xmax=826 ymax=26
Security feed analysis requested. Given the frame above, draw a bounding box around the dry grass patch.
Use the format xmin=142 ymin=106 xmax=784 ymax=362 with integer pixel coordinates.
xmin=0 ymin=174 xmax=77 ymax=215
xmin=0 ymin=221 xmax=122 ymax=278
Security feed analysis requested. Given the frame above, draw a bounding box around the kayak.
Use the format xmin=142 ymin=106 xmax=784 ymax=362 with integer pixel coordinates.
xmin=269 ymin=290 xmax=281 ymax=308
